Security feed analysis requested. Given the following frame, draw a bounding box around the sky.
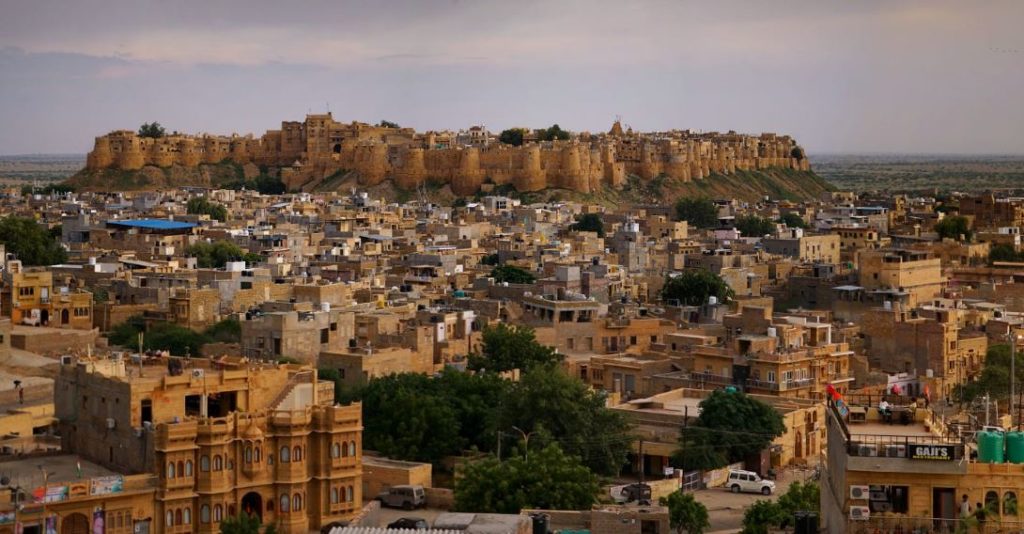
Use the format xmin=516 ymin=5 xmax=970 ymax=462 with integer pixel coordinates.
xmin=1 ymin=0 xmax=1022 ymax=155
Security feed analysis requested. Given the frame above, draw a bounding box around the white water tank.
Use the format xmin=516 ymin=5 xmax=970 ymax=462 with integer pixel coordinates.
xmin=708 ymin=296 xmax=718 ymax=306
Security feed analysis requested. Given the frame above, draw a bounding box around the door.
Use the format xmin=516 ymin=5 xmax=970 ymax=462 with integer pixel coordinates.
xmin=933 ymin=487 xmax=955 ymax=530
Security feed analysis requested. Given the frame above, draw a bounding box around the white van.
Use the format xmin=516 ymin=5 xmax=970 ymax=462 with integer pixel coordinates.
xmin=727 ymin=469 xmax=775 ymax=495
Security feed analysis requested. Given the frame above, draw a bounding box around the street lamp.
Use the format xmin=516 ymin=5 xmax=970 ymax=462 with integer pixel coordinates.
xmin=510 ymin=426 xmax=534 ymax=462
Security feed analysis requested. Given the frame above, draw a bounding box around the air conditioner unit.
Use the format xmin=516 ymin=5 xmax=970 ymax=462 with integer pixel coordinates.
xmin=857 ymin=444 xmax=878 ymax=457
xmin=106 ymin=418 xmax=116 ymax=429
xmin=886 ymin=444 xmax=907 ymax=458
xmin=850 ymin=485 xmax=870 ymax=500
xmin=850 ymin=506 xmax=871 ymax=521
xmin=192 ymin=369 xmax=205 ymax=379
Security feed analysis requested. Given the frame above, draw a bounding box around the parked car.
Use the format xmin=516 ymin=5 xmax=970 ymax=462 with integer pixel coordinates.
xmin=727 ymin=469 xmax=775 ymax=495
xmin=376 ymin=485 xmax=426 ymax=510
xmin=387 ymin=517 xmax=429 ymax=530
xmin=610 ymin=483 xmax=652 ymax=505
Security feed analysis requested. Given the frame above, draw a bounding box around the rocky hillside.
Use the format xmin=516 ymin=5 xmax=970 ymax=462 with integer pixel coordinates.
xmin=64 ymin=161 xmax=256 ymax=192
xmin=65 ymin=163 xmax=833 ymax=206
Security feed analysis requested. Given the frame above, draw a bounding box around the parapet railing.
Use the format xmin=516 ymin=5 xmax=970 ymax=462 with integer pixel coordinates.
xmin=847 ymin=515 xmax=1023 ymax=534
xmin=848 ymin=434 xmax=965 ymax=460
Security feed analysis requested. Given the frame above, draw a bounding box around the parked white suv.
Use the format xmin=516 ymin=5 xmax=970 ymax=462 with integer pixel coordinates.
xmin=727 ymin=469 xmax=775 ymax=495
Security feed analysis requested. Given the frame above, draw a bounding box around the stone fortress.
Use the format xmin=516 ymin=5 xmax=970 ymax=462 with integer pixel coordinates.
xmin=85 ymin=113 xmax=811 ymax=194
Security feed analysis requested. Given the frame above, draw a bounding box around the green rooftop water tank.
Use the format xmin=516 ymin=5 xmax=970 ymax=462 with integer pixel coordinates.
xmin=1007 ymin=432 xmax=1024 ymax=463
xmin=978 ymin=430 xmax=1006 ymax=464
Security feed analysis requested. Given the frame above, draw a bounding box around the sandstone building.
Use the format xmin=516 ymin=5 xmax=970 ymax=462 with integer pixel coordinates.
xmin=85 ymin=114 xmax=811 ymax=195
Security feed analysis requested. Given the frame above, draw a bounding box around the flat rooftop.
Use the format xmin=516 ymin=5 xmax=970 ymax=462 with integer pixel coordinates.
xmin=849 ymin=421 xmax=937 ymax=439
xmin=0 ymin=454 xmax=117 ymax=488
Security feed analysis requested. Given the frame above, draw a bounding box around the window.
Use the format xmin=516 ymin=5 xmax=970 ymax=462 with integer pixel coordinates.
xmin=331 ymin=488 xmax=339 ymax=504
xmin=174 ymin=509 xmax=181 ymax=526
xmin=245 ymin=446 xmax=253 ymax=463
xmin=767 ymin=371 xmax=776 ymax=383
xmin=1005 ymin=491 xmax=1018 ymax=516
xmin=255 ymin=447 xmax=261 ymax=462
xmin=213 ymin=455 xmax=223 ymax=471
xmin=280 ymin=446 xmax=290 ymax=462
xmin=166 ymin=511 xmax=173 ymax=527
xmin=200 ymin=505 xmax=210 ymax=524
xmin=167 ymin=462 xmax=175 ymax=478
xmin=200 ymin=455 xmax=210 ymax=471
xmin=214 ymin=505 xmax=222 ymax=522
xmin=183 ymin=508 xmax=191 ymax=525
xmin=349 ymin=441 xmax=356 ymax=457
xmin=293 ymin=493 xmax=302 ymax=511
xmin=185 ymin=460 xmax=193 ymax=476
xmin=348 ymin=485 xmax=354 ymax=502
xmin=280 ymin=494 xmax=290 ymax=512
xmin=293 ymin=445 xmax=302 ymax=462
xmin=987 ymin=491 xmax=1000 ymax=515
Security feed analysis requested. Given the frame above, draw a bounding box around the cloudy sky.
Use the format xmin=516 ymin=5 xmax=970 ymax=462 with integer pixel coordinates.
xmin=1 ymin=1 xmax=1022 ymax=155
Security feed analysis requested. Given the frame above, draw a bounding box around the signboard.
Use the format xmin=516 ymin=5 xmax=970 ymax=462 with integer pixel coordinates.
xmin=90 ymin=476 xmax=124 ymax=496
xmin=33 ymin=485 xmax=68 ymax=503
xmin=910 ymin=444 xmax=954 ymax=460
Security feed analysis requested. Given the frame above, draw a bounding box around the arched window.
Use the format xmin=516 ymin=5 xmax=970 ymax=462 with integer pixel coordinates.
xmin=280 ymin=494 xmax=290 ymax=512
xmin=200 ymin=455 xmax=210 ymax=472
xmin=213 ymin=455 xmax=223 ymax=471
xmin=177 ymin=461 xmax=184 ymax=478
xmin=268 ymin=454 xmax=274 ymax=465
xmin=1005 ymin=491 xmax=1019 ymax=516
xmin=214 ymin=505 xmax=223 ymax=522
xmin=333 ymin=443 xmax=341 ymax=458
xmin=331 ymin=487 xmax=339 ymax=504
xmin=347 ymin=485 xmax=355 ymax=502
xmin=280 ymin=446 xmax=290 ymax=463
xmin=200 ymin=505 xmax=210 ymax=524
xmin=348 ymin=441 xmax=356 ymax=457
xmin=987 ymin=491 xmax=1000 ymax=514
xmin=174 ymin=509 xmax=182 ymax=525
xmin=293 ymin=493 xmax=302 ymax=511
xmin=183 ymin=508 xmax=191 ymax=525
xmin=167 ymin=462 xmax=175 ymax=478
xmin=245 ymin=446 xmax=253 ymax=463
xmin=228 ymin=505 xmax=235 ymax=516
xmin=185 ymin=460 xmax=193 ymax=476
xmin=255 ymin=447 xmax=261 ymax=462
xmin=293 ymin=446 xmax=302 ymax=462
xmin=165 ymin=511 xmax=173 ymax=527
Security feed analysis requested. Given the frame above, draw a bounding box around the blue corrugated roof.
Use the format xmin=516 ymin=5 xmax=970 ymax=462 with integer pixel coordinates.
xmin=106 ymin=219 xmax=197 ymax=230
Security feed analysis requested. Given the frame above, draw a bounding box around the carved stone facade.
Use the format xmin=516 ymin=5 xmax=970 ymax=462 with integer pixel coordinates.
xmin=86 ymin=114 xmax=811 ymax=194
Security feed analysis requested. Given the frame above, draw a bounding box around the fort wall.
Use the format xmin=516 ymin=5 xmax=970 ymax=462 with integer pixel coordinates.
xmin=85 ymin=114 xmax=811 ymax=194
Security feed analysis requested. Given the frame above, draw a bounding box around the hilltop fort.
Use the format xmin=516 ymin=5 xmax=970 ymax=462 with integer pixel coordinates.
xmin=83 ymin=113 xmax=811 ymax=195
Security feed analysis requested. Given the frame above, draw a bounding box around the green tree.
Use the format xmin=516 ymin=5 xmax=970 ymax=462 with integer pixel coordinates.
xmin=735 ymin=215 xmax=776 ymax=237
xmin=338 ymin=373 xmax=463 ymax=465
xmin=778 ymin=212 xmax=808 ymax=229
xmin=138 ymin=122 xmax=166 ymax=138
xmin=674 ymin=197 xmax=719 ymax=228
xmin=468 ymin=323 xmax=561 ymax=373
xmin=107 ymin=315 xmax=146 ymax=346
xmin=498 ymin=128 xmax=527 ymax=146
xmin=777 ymin=481 xmax=820 ymax=518
xmin=569 ymin=213 xmax=606 ymax=237
xmin=739 ymin=482 xmax=819 ymax=533
xmin=661 ymin=269 xmax=735 ymax=307
xmin=454 ymin=443 xmax=599 ymax=513
xmin=106 ymin=317 xmax=209 ymax=356
xmin=480 ymin=253 xmax=499 ymax=266
xmin=935 ymin=215 xmax=972 ymax=241
xmin=660 ymin=490 xmax=710 ymax=534
xmin=989 ymin=244 xmax=1024 ymax=264
xmin=741 ymin=500 xmax=786 ymax=534
xmin=540 ymin=124 xmax=570 ymax=141
xmin=0 ymin=216 xmax=68 ymax=265
xmin=674 ymin=390 xmax=785 ymax=471
xmin=490 ymin=264 xmax=536 ymax=284
xmin=218 ymin=512 xmax=261 ymax=534
xmin=498 ymin=364 xmax=632 ymax=476
xmin=187 ymin=197 xmax=229 ymax=222
xmin=957 ymin=344 xmax=1024 ymax=404
xmin=377 ymin=120 xmax=400 ymax=129
xmin=187 ymin=240 xmax=248 ymax=268
xmin=203 ymin=317 xmax=242 ymax=343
